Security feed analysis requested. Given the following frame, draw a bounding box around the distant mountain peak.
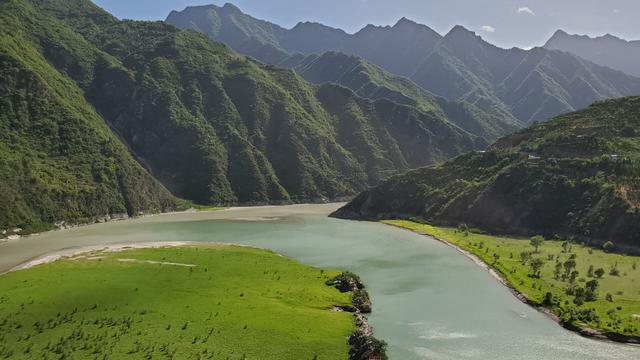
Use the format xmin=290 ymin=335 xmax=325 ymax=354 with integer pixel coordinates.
xmin=290 ymin=21 xmax=347 ymax=35
xmin=443 ymin=25 xmax=482 ymax=45
xmin=391 ymin=17 xmax=440 ymax=37
xmin=221 ymin=3 xmax=241 ymax=13
xmin=447 ymin=25 xmax=476 ymax=36
xmin=394 ymin=17 xmax=416 ymax=26
xmin=551 ymin=29 xmax=569 ymax=37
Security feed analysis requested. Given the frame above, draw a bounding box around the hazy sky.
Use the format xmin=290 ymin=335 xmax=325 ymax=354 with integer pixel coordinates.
xmin=93 ymin=0 xmax=640 ymax=49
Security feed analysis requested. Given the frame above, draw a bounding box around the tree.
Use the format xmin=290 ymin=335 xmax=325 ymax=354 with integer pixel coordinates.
xmin=609 ymin=262 xmax=620 ymax=276
xmin=585 ymin=280 xmax=599 ymax=301
xmin=587 ymin=265 xmax=594 ymax=277
xmin=563 ymin=259 xmax=576 ymax=279
xmin=520 ymin=251 xmax=531 ymax=265
xmin=530 ymin=236 xmax=545 ymax=253
xmin=569 ymin=270 xmax=579 ymax=284
xmin=602 ymin=241 xmax=615 ymax=253
xmin=530 ymin=258 xmax=545 ymax=278
xmin=561 ymin=241 xmax=570 ymax=253
xmin=573 ymin=287 xmax=586 ymax=306
xmin=492 ymin=253 xmax=500 ymax=264
xmin=594 ymin=268 xmax=605 ymax=278
xmin=542 ymin=292 xmax=555 ymax=306
xmin=554 ymin=261 xmax=562 ymax=280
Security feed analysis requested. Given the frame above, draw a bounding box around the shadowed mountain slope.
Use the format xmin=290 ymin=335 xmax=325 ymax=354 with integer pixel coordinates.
xmin=0 ymin=0 xmax=485 ymax=234
xmin=332 ymin=97 xmax=640 ymax=250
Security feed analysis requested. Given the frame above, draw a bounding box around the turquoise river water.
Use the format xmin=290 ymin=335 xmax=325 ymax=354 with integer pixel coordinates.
xmin=0 ymin=204 xmax=638 ymax=359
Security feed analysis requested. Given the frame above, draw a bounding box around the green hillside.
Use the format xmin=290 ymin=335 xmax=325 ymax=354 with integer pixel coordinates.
xmin=0 ymin=245 xmax=358 ymax=359
xmin=167 ymin=4 xmax=640 ymax=126
xmin=333 ymin=97 xmax=640 ymax=250
xmin=0 ymin=0 xmax=485 ymax=233
xmin=287 ymin=51 xmax=522 ymax=141
xmin=0 ymin=0 xmax=180 ymax=234
xmin=166 ymin=4 xmax=522 ymax=141
xmin=413 ymin=27 xmax=640 ymax=124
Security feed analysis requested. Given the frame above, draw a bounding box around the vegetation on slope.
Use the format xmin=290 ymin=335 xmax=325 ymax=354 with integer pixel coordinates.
xmin=386 ymin=220 xmax=640 ymax=341
xmin=333 ymin=97 xmax=640 ymax=250
xmin=0 ymin=245 xmax=358 ymax=359
xmin=287 ymin=52 xmax=521 ymax=141
xmin=166 ymin=4 xmax=522 ymax=141
xmin=412 ymin=26 xmax=640 ymax=124
xmin=0 ymin=0 xmax=180 ymax=234
xmin=0 ymin=0 xmax=484 ymax=234
xmin=167 ymin=3 xmax=640 ymax=126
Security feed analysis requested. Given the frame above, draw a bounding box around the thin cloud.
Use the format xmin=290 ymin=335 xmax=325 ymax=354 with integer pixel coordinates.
xmin=517 ymin=7 xmax=536 ymax=16
xmin=480 ymin=25 xmax=495 ymax=33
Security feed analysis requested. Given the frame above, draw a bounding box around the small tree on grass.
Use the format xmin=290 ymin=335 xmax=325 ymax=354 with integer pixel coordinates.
xmin=569 ymin=270 xmax=579 ymax=284
xmin=554 ymin=261 xmax=562 ymax=280
xmin=530 ymin=258 xmax=545 ymax=278
xmin=585 ymin=280 xmax=599 ymax=301
xmin=520 ymin=251 xmax=531 ymax=265
xmin=562 ymin=259 xmax=576 ymax=280
xmin=609 ymin=263 xmax=620 ymax=276
xmin=602 ymin=241 xmax=615 ymax=253
xmin=587 ymin=265 xmax=594 ymax=278
xmin=561 ymin=241 xmax=570 ymax=253
xmin=594 ymin=267 xmax=605 ymax=278
xmin=530 ymin=236 xmax=545 ymax=253
xmin=542 ymin=292 xmax=555 ymax=306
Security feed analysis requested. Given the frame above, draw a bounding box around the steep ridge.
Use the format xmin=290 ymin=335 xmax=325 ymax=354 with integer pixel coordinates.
xmin=285 ymin=52 xmax=520 ymax=141
xmin=545 ymin=30 xmax=640 ymax=78
xmin=0 ymin=0 xmax=180 ymax=233
xmin=167 ymin=5 xmax=443 ymax=77
xmin=332 ymin=97 xmax=640 ymax=250
xmin=412 ymin=26 xmax=640 ymax=124
xmin=167 ymin=3 xmax=640 ymax=126
xmin=166 ymin=4 xmax=521 ymax=141
xmin=0 ymin=0 xmax=483 ymax=232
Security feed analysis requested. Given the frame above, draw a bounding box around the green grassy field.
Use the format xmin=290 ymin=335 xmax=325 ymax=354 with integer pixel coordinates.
xmin=385 ymin=220 xmax=640 ymax=338
xmin=0 ymin=245 xmax=355 ymax=359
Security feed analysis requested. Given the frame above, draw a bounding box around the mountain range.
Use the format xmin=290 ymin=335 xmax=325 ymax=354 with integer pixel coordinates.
xmin=332 ymin=96 xmax=640 ymax=250
xmin=545 ymin=30 xmax=640 ymax=78
xmin=0 ymin=0 xmax=485 ymax=233
xmin=166 ymin=3 xmax=640 ymax=127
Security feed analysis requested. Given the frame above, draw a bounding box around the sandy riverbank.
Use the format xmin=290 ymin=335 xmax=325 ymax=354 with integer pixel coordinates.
xmin=5 ymin=241 xmax=265 ymax=274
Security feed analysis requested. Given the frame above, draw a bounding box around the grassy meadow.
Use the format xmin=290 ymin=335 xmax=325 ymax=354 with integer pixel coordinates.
xmin=0 ymin=245 xmax=355 ymax=359
xmin=385 ymin=220 xmax=640 ymax=338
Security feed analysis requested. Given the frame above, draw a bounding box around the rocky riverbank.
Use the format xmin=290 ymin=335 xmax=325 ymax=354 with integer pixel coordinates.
xmin=327 ymin=272 xmax=387 ymax=360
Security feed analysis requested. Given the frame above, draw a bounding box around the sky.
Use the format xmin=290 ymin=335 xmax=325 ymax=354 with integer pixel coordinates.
xmin=93 ymin=0 xmax=640 ymax=49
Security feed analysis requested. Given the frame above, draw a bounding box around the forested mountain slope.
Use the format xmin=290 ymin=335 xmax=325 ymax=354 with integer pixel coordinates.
xmin=167 ymin=3 xmax=640 ymax=126
xmin=0 ymin=0 xmax=484 ymax=233
xmin=333 ymin=97 xmax=640 ymax=250
xmin=0 ymin=0 xmax=180 ymax=233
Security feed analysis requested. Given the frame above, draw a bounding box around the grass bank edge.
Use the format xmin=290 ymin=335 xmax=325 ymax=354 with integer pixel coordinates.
xmin=0 ymin=244 xmax=387 ymax=359
xmin=382 ymin=219 xmax=640 ymax=344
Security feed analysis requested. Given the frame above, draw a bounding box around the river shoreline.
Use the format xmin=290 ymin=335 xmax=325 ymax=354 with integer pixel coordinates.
xmin=3 ymin=241 xmax=267 ymax=275
xmin=382 ymin=222 xmax=640 ymax=346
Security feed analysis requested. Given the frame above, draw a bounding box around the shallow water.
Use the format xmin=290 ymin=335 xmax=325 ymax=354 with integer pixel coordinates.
xmin=1 ymin=204 xmax=638 ymax=359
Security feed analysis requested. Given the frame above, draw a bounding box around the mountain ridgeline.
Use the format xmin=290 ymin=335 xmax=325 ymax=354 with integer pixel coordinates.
xmin=332 ymin=97 xmax=640 ymax=250
xmin=166 ymin=3 xmax=640 ymax=128
xmin=545 ymin=30 xmax=640 ymax=78
xmin=0 ymin=0 xmax=485 ymax=232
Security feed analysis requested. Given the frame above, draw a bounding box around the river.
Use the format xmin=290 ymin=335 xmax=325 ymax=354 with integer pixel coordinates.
xmin=0 ymin=204 xmax=638 ymax=359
